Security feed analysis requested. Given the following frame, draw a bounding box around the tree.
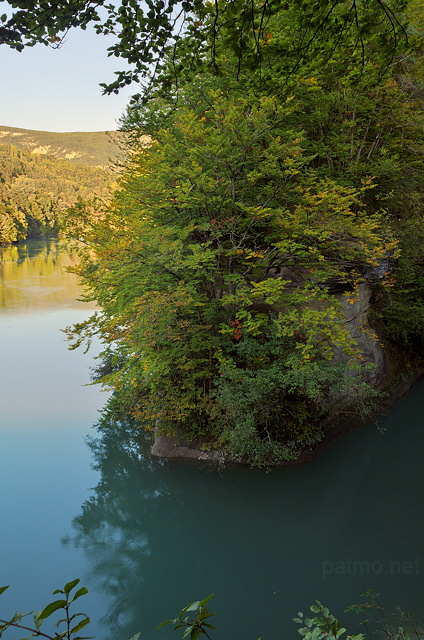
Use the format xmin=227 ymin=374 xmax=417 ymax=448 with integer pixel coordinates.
xmin=59 ymin=0 xmax=424 ymax=465
xmin=66 ymin=85 xmax=397 ymax=465
xmin=0 ymin=0 xmax=412 ymax=97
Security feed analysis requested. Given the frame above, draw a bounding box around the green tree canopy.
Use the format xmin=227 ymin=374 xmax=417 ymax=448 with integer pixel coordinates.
xmin=60 ymin=0 xmax=424 ymax=466
xmin=0 ymin=0 xmax=412 ymax=97
xmin=67 ymin=84 xmax=399 ymax=465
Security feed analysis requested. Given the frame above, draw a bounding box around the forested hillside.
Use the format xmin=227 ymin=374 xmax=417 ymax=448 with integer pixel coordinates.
xmin=0 ymin=144 xmax=113 ymax=244
xmin=0 ymin=126 xmax=121 ymax=168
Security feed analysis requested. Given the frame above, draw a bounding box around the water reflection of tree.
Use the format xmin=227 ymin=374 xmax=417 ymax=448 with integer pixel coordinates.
xmin=64 ymin=398 xmax=424 ymax=640
xmin=63 ymin=403 xmax=360 ymax=640
xmin=0 ymin=239 xmax=84 ymax=310
xmin=3 ymin=237 xmax=65 ymax=262
xmin=63 ymin=409 xmax=174 ymax=640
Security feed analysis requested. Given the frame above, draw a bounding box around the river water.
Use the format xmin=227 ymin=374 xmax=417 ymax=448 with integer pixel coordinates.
xmin=1 ymin=239 xmax=423 ymax=640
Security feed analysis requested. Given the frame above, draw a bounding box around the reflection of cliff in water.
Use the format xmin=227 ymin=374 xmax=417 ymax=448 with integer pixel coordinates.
xmin=0 ymin=239 xmax=92 ymax=312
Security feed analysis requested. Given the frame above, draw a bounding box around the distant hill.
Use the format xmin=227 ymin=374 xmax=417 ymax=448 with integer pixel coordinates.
xmin=0 ymin=142 xmax=114 ymax=244
xmin=0 ymin=125 xmax=122 ymax=169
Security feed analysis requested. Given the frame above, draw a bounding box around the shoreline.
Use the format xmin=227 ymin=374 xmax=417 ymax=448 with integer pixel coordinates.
xmin=150 ymin=363 xmax=424 ymax=467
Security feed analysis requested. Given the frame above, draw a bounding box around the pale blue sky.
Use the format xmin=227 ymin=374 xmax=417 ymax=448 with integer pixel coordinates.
xmin=0 ymin=26 xmax=135 ymax=132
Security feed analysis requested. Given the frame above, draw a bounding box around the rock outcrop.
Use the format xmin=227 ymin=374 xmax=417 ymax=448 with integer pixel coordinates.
xmin=336 ymin=283 xmax=386 ymax=385
xmin=151 ymin=434 xmax=224 ymax=461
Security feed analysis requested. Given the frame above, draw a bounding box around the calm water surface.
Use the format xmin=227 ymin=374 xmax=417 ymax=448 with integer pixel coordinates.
xmin=1 ymin=240 xmax=423 ymax=640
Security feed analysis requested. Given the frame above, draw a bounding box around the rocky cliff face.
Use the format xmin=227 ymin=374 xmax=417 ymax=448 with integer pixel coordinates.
xmin=151 ymin=434 xmax=224 ymax=461
xmin=336 ymin=283 xmax=386 ymax=386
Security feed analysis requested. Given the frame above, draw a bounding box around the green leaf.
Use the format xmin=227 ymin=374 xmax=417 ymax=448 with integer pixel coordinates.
xmin=310 ymin=626 xmax=323 ymax=640
xmin=198 ymin=594 xmax=214 ymax=607
xmin=190 ymin=628 xmax=202 ymax=640
xmin=71 ymin=587 xmax=89 ymax=602
xmin=71 ymin=617 xmax=90 ymax=634
xmin=0 ymin=586 xmax=9 ymax=596
xmin=64 ymin=579 xmax=80 ymax=594
xmin=157 ymin=620 xmax=172 ymax=629
xmin=38 ymin=599 xmax=68 ymax=619
xmin=198 ymin=612 xmax=214 ymax=621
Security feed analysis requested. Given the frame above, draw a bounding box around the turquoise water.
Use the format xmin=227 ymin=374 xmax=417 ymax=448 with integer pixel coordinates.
xmin=1 ymin=240 xmax=423 ymax=640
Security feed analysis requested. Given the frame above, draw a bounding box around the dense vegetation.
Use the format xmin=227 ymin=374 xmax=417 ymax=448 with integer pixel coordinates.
xmin=0 ymin=0 xmax=415 ymax=99
xmin=2 ymin=0 xmax=424 ymax=465
xmin=0 ymin=143 xmax=113 ymax=244
xmin=60 ymin=0 xmax=424 ymax=466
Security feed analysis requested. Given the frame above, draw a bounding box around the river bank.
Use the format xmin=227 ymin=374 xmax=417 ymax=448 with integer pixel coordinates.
xmin=151 ymin=355 xmax=424 ymax=465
